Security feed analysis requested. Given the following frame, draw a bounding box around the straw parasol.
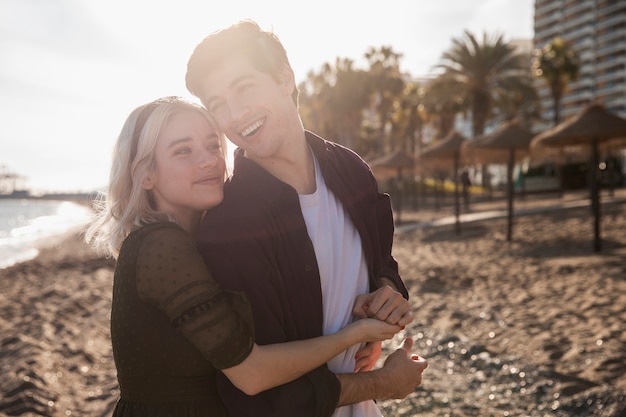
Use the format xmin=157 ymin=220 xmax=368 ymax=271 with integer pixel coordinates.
xmin=531 ymin=102 xmax=626 ymax=252
xmin=418 ymin=131 xmax=467 ymax=234
xmin=464 ymin=119 xmax=534 ymax=241
xmin=368 ymin=149 xmax=415 ymax=179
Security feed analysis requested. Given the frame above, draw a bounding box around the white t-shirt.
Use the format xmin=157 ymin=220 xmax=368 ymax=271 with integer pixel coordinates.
xmin=299 ymin=154 xmax=382 ymax=417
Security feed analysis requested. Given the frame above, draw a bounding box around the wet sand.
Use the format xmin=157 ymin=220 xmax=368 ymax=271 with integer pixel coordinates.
xmin=1 ymin=194 xmax=625 ymax=416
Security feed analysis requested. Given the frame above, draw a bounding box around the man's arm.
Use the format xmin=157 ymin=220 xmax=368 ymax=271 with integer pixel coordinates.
xmin=337 ymin=338 xmax=428 ymax=406
xmin=373 ymin=192 xmax=408 ymax=297
xmin=352 ymin=280 xmax=414 ymax=371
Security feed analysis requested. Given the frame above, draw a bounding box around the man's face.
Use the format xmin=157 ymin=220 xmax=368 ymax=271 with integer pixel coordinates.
xmin=199 ymin=54 xmax=296 ymax=162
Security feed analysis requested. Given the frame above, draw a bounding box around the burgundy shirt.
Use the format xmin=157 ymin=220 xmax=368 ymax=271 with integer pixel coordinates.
xmin=197 ymin=131 xmax=408 ymax=417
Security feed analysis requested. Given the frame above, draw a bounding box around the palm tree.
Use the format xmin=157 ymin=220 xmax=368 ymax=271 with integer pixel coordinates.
xmin=298 ymin=58 xmax=372 ymax=151
xmin=422 ymin=73 xmax=468 ymax=139
xmin=364 ymin=46 xmax=406 ymax=152
xmin=394 ymin=82 xmax=426 ymax=154
xmin=436 ymin=30 xmax=532 ymax=188
xmin=492 ymin=71 xmax=542 ymax=125
xmin=437 ymin=30 xmax=531 ymax=138
xmin=532 ymin=37 xmax=580 ymax=126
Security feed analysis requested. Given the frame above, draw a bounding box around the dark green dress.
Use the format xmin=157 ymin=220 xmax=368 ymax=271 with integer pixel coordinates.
xmin=110 ymin=222 xmax=254 ymax=416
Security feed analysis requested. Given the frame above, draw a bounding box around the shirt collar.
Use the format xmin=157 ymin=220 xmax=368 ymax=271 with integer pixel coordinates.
xmin=230 ymin=130 xmax=331 ymax=204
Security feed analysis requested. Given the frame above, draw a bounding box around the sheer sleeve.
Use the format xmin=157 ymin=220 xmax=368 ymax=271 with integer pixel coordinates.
xmin=135 ymin=223 xmax=254 ymax=369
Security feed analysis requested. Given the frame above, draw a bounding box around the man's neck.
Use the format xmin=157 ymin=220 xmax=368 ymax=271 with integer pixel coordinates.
xmin=249 ymin=129 xmax=316 ymax=195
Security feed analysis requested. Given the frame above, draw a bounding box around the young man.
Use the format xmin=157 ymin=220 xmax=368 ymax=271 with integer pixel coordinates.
xmin=186 ymin=20 xmax=427 ymax=417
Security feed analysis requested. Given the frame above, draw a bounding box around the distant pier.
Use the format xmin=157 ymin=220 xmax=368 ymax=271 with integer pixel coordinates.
xmin=0 ymin=164 xmax=29 ymax=197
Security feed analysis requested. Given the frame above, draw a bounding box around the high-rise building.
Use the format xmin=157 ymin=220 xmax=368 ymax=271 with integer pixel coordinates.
xmin=534 ymin=0 xmax=626 ymax=128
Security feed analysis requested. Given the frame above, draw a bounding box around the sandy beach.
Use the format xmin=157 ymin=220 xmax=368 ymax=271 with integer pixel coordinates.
xmin=1 ymin=191 xmax=625 ymax=417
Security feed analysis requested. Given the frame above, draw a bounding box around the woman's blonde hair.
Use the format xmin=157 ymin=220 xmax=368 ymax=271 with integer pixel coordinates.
xmin=84 ymin=96 xmax=227 ymax=258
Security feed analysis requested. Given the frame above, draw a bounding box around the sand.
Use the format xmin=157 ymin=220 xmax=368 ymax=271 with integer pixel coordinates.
xmin=1 ymin=193 xmax=625 ymax=417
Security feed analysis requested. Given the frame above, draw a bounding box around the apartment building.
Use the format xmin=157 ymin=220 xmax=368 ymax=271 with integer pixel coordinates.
xmin=534 ymin=0 xmax=626 ymax=128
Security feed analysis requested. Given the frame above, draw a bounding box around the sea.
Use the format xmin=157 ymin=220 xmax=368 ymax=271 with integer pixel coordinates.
xmin=0 ymin=198 xmax=93 ymax=269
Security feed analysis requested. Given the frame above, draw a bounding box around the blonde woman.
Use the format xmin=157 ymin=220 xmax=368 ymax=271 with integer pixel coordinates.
xmin=85 ymin=97 xmax=405 ymax=416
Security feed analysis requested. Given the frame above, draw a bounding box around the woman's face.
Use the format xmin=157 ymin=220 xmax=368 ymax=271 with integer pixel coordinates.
xmin=142 ymin=110 xmax=225 ymax=226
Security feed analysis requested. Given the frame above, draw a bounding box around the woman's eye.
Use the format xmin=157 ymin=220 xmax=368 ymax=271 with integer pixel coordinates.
xmin=174 ymin=147 xmax=191 ymax=155
xmin=207 ymin=142 xmax=222 ymax=152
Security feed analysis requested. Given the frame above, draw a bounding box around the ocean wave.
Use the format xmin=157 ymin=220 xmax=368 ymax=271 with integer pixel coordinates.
xmin=0 ymin=200 xmax=92 ymax=269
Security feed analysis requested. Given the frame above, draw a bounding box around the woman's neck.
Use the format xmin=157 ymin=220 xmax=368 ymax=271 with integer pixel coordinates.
xmin=174 ymin=212 xmax=202 ymax=235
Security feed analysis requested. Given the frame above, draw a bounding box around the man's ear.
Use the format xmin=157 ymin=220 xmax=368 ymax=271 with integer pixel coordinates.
xmin=278 ymin=63 xmax=296 ymax=95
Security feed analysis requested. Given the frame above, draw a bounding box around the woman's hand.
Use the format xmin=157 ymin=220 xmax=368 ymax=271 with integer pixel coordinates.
xmin=354 ymin=341 xmax=382 ymax=372
xmin=353 ymin=286 xmax=414 ymax=326
xmin=344 ymin=318 xmax=402 ymax=343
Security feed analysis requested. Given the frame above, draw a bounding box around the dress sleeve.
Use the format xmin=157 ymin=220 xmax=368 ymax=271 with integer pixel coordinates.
xmin=135 ymin=224 xmax=255 ymax=369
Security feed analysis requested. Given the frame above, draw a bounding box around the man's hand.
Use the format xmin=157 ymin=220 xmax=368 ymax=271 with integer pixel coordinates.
xmin=354 ymin=341 xmax=382 ymax=372
xmin=336 ymin=337 xmax=428 ymax=406
xmin=353 ymin=286 xmax=414 ymax=326
xmin=379 ymin=338 xmax=428 ymax=399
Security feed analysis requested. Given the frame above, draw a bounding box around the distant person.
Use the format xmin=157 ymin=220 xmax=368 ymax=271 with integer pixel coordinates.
xmin=461 ymin=169 xmax=471 ymax=211
xmin=186 ymin=20 xmax=427 ymax=417
xmin=84 ymin=96 xmax=412 ymax=416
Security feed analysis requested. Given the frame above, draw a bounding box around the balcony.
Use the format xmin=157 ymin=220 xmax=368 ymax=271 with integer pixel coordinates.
xmin=596 ymin=40 xmax=626 ymax=58
xmin=560 ymin=106 xmax=580 ymax=120
xmin=578 ymin=62 xmax=596 ymax=76
xmin=563 ymin=25 xmax=595 ymax=43
xmin=562 ymin=12 xmax=595 ymax=32
xmin=535 ymin=12 xmax=562 ymax=29
xmin=577 ymin=37 xmax=596 ymax=49
xmin=597 ymin=29 xmax=626 ymax=44
xmin=597 ymin=2 xmax=626 ymax=19
xmin=572 ymin=77 xmax=596 ymax=88
xmin=596 ymin=83 xmax=625 ymax=97
xmin=605 ymin=96 xmax=626 ymax=113
xmin=562 ymin=90 xmax=594 ymax=105
xmin=596 ymin=68 xmax=626 ymax=84
xmin=534 ymin=25 xmax=565 ymax=43
xmin=564 ymin=0 xmax=594 ymax=16
xmin=595 ymin=57 xmax=626 ymax=72
xmin=597 ymin=14 xmax=626 ymax=31
xmin=535 ymin=0 xmax=563 ymax=16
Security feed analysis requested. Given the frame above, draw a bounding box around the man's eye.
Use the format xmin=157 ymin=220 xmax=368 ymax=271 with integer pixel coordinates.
xmin=239 ymin=83 xmax=253 ymax=93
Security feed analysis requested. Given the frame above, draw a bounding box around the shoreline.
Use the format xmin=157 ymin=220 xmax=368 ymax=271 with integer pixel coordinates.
xmin=1 ymin=199 xmax=625 ymax=416
xmin=0 ymin=198 xmax=94 ymax=270
xmin=0 ymin=226 xmax=89 ymax=270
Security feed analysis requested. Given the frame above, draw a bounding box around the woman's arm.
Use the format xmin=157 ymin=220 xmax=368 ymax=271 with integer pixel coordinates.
xmin=136 ymin=225 xmax=401 ymax=396
xmin=223 ymin=318 xmax=401 ymax=396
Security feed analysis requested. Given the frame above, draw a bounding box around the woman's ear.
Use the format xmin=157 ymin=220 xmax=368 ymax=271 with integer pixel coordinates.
xmin=142 ymin=175 xmax=154 ymax=190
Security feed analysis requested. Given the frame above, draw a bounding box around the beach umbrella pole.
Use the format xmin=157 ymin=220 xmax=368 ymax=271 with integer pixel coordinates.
xmin=591 ymin=137 xmax=601 ymax=252
xmin=454 ymin=153 xmax=460 ymax=235
xmin=507 ymin=149 xmax=515 ymax=241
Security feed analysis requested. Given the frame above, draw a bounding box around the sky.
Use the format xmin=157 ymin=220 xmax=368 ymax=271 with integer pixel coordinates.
xmin=0 ymin=0 xmax=534 ymax=194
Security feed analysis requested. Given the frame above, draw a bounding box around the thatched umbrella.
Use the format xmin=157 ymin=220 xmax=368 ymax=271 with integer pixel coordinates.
xmin=368 ymin=149 xmax=416 ymax=223
xmin=369 ymin=149 xmax=415 ymax=178
xmin=531 ymin=102 xmax=626 ymax=252
xmin=464 ymin=119 xmax=534 ymax=241
xmin=418 ymin=131 xmax=467 ymax=234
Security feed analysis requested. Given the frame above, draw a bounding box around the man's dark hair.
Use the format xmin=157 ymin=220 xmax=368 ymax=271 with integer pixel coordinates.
xmin=186 ymin=20 xmax=299 ymax=105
